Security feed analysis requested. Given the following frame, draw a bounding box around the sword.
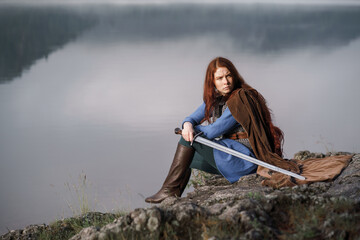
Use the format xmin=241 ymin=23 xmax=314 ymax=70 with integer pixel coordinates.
xmin=175 ymin=128 xmax=305 ymax=180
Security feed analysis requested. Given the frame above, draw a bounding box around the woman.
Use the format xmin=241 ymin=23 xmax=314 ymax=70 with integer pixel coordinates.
xmin=145 ymin=57 xmax=284 ymax=203
xmin=145 ymin=57 xmax=352 ymax=203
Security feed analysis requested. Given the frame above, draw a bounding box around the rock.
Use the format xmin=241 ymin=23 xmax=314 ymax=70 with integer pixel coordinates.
xmin=294 ymin=150 xmax=329 ymax=160
xmin=239 ymin=210 xmax=253 ymax=230
xmin=146 ymin=208 xmax=161 ymax=232
xmin=70 ymin=226 xmax=98 ymax=240
xmin=159 ymin=196 xmax=178 ymax=206
xmin=131 ymin=209 xmax=147 ymax=231
xmin=207 ymin=203 xmax=227 ymax=215
xmin=174 ymin=202 xmax=205 ymax=222
xmin=245 ymin=229 xmax=263 ymax=240
xmin=325 ymin=154 xmax=360 ymax=201
xmin=2 ymin=151 xmax=360 ymax=240
xmin=218 ymin=205 xmax=241 ymax=223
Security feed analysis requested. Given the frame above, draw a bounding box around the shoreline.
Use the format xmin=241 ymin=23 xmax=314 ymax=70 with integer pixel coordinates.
xmin=2 ymin=151 xmax=359 ymax=239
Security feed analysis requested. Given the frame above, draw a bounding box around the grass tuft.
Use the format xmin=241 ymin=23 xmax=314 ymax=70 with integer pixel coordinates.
xmin=37 ymin=212 xmax=123 ymax=240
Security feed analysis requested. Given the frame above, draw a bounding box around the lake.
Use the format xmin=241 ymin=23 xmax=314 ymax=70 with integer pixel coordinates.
xmin=0 ymin=2 xmax=360 ymax=234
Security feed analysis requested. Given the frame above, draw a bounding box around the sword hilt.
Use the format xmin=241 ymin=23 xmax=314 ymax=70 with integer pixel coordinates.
xmin=174 ymin=127 xmax=203 ymax=146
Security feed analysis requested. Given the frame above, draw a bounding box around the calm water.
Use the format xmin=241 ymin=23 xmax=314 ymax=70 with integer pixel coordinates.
xmin=1 ymin=3 xmax=360 ymax=234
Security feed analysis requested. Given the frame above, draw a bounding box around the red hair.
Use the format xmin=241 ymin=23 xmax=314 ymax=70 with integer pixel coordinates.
xmin=203 ymin=57 xmax=284 ymax=157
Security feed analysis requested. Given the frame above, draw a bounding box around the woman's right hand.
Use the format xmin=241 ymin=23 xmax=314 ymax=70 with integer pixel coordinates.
xmin=182 ymin=122 xmax=195 ymax=142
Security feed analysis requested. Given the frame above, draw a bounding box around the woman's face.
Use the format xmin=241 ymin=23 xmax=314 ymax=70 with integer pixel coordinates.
xmin=214 ymin=67 xmax=234 ymax=96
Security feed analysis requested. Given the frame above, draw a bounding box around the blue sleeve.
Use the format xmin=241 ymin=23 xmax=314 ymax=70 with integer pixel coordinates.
xmin=182 ymin=102 xmax=206 ymax=127
xmin=194 ymin=108 xmax=240 ymax=140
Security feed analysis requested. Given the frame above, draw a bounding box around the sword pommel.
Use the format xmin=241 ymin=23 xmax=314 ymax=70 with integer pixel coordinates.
xmin=174 ymin=128 xmax=182 ymax=135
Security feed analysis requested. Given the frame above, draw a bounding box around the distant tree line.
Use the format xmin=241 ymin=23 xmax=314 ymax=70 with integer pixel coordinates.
xmin=1 ymin=4 xmax=360 ymax=83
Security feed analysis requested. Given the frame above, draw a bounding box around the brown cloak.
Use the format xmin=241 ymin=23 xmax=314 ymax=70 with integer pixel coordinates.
xmin=227 ymin=88 xmax=352 ymax=188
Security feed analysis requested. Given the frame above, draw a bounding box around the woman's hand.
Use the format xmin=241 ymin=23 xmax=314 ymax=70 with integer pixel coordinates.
xmin=182 ymin=122 xmax=195 ymax=142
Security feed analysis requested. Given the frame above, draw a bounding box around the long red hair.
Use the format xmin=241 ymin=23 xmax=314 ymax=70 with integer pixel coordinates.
xmin=203 ymin=57 xmax=284 ymax=157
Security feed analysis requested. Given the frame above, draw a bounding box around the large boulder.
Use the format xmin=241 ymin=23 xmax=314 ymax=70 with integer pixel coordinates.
xmin=2 ymin=152 xmax=359 ymax=240
xmin=70 ymin=152 xmax=360 ymax=240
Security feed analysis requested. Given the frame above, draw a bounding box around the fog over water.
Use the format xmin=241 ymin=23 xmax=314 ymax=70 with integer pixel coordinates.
xmin=0 ymin=3 xmax=360 ymax=234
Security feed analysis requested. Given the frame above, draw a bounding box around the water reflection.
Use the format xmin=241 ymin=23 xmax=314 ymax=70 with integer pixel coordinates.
xmin=0 ymin=5 xmax=96 ymax=83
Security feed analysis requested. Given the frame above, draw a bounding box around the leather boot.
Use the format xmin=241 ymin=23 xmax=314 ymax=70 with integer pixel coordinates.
xmin=145 ymin=143 xmax=194 ymax=203
xmin=179 ymin=168 xmax=191 ymax=196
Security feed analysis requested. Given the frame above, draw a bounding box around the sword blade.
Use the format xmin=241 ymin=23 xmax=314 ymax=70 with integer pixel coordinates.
xmin=194 ymin=136 xmax=306 ymax=180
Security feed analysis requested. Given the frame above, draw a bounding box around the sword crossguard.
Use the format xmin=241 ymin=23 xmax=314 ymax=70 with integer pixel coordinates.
xmin=191 ymin=131 xmax=203 ymax=146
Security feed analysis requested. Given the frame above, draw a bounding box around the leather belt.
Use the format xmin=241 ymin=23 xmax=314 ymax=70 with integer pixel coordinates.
xmin=224 ymin=131 xmax=248 ymax=140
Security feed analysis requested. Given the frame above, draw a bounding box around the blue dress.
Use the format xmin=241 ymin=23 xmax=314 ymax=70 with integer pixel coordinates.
xmin=183 ymin=103 xmax=257 ymax=183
